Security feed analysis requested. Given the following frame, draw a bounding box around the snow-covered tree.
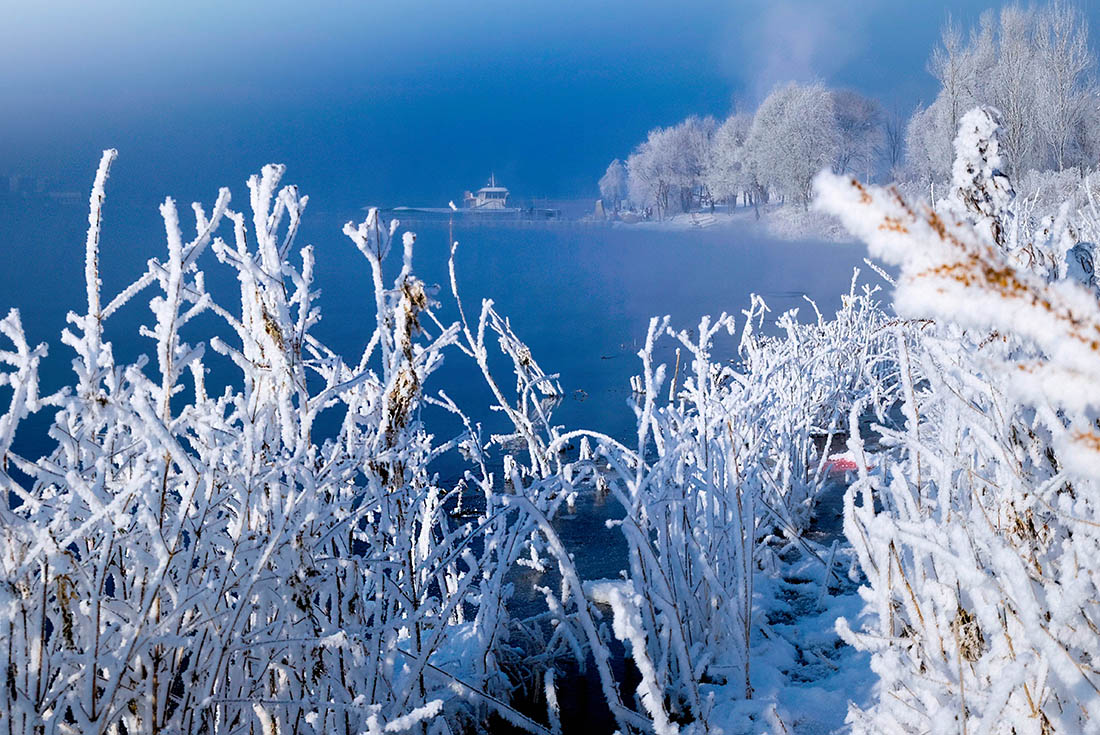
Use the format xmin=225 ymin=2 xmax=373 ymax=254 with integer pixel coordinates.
xmin=744 ymin=81 xmax=839 ymax=209
xmin=670 ymin=115 xmax=716 ymax=211
xmin=1035 ymin=1 xmax=1094 ymax=170
xmin=599 ymin=158 xmax=628 ymax=211
xmin=626 ymin=131 xmax=668 ymax=218
xmin=831 ymin=89 xmax=884 ymax=180
xmin=1072 ymin=91 xmax=1100 ymax=166
xmin=907 ymin=3 xmax=1098 ymax=181
xmin=627 ymin=127 xmax=672 ymax=218
xmin=905 ymin=15 xmax=984 ymax=185
xmin=987 ymin=5 xmax=1041 ymax=175
xmin=625 ymin=118 xmax=715 ymax=218
xmin=880 ymin=102 xmax=907 ymax=179
xmin=905 ymin=98 xmax=959 ymax=185
xmin=703 ymin=113 xmax=752 ymax=208
xmin=928 ymin=15 xmax=980 ymax=158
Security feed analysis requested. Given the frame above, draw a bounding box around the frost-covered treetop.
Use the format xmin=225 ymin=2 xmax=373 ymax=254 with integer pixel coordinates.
xmin=946 ymin=106 xmax=1016 ymax=249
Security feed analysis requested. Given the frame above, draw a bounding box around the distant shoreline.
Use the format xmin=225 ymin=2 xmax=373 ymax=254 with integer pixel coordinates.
xmin=605 ymin=204 xmax=855 ymax=243
xmin=372 ymin=201 xmax=857 ymax=243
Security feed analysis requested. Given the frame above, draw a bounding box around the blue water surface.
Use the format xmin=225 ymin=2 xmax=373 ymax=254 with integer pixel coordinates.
xmin=0 ymin=190 xmax=876 ymax=464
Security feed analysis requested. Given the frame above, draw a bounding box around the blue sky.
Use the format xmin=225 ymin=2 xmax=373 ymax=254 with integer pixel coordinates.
xmin=0 ymin=0 xmax=1085 ymax=209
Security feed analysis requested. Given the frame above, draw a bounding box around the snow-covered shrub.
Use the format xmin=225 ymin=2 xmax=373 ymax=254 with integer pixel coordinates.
xmin=995 ymin=167 xmax=1100 ymax=297
xmin=819 ymin=107 xmax=1100 ymax=734
xmin=0 ymin=151 xmax=580 ymax=735
xmin=553 ymin=277 xmax=895 ymax=732
xmin=1015 ymin=167 xmax=1086 ymax=217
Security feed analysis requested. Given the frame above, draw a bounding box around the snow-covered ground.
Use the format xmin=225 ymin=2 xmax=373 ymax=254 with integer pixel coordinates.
xmin=607 ymin=205 xmax=853 ymax=243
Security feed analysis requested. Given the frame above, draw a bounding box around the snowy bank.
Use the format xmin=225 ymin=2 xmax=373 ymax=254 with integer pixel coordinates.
xmin=607 ymin=204 xmax=854 ymax=244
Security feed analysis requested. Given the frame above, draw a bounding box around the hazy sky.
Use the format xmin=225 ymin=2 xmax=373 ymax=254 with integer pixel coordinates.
xmin=1 ymin=0 xmax=1092 ymax=209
